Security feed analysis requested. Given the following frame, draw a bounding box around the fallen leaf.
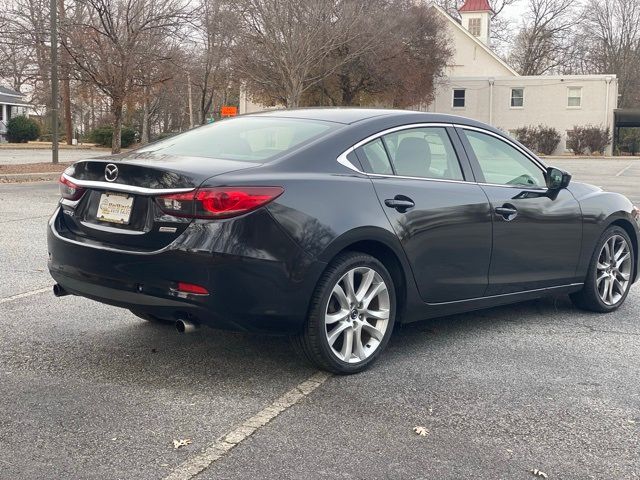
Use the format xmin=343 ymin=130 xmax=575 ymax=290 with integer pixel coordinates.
xmin=413 ymin=426 xmax=429 ymax=437
xmin=531 ymin=469 xmax=548 ymax=479
xmin=506 ymin=449 xmax=513 ymax=453
xmin=173 ymin=438 xmax=192 ymax=449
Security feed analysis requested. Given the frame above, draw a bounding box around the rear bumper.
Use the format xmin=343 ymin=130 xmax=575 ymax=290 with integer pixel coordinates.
xmin=47 ymin=207 xmax=326 ymax=333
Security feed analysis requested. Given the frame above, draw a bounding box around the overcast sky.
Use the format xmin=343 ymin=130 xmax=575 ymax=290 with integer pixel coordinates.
xmin=502 ymin=0 xmax=527 ymax=22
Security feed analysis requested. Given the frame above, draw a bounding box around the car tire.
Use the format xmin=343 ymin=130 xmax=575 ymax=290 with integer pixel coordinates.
xmin=129 ymin=309 xmax=174 ymax=324
xmin=570 ymin=226 xmax=635 ymax=313
xmin=292 ymin=252 xmax=396 ymax=374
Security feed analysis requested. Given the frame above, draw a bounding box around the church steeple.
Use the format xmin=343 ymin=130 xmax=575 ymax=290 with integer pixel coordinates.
xmin=458 ymin=0 xmax=494 ymax=46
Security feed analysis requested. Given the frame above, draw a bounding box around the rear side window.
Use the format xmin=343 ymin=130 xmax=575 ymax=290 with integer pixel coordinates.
xmin=382 ymin=127 xmax=464 ymax=181
xmin=355 ymin=138 xmax=394 ymax=175
xmin=136 ymin=117 xmax=338 ymax=162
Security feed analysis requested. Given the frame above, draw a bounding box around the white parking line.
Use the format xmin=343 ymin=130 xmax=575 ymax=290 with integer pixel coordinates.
xmin=0 ymin=286 xmax=51 ymax=304
xmin=163 ymin=371 xmax=332 ymax=480
xmin=615 ymin=162 xmax=635 ymax=177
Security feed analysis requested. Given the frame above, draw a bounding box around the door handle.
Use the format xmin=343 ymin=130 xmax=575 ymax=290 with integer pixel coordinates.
xmin=495 ymin=205 xmax=518 ymax=221
xmin=385 ymin=196 xmax=415 ymax=213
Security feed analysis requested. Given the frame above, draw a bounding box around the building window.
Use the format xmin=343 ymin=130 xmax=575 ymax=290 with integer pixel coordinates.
xmin=511 ymin=88 xmax=524 ymax=108
xmin=453 ymin=89 xmax=466 ymax=108
xmin=568 ymin=87 xmax=582 ymax=108
xmin=468 ymin=18 xmax=481 ymax=37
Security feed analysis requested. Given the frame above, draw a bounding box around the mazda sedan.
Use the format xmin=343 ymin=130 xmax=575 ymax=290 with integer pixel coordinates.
xmin=48 ymin=109 xmax=640 ymax=374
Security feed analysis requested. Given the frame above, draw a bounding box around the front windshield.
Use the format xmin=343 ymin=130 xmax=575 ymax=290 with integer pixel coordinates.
xmin=137 ymin=116 xmax=338 ymax=162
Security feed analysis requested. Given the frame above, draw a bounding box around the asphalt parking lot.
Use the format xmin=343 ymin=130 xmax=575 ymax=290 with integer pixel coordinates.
xmin=0 ymin=158 xmax=639 ymax=479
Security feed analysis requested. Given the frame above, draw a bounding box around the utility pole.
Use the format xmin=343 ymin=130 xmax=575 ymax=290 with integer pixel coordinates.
xmin=50 ymin=0 xmax=59 ymax=164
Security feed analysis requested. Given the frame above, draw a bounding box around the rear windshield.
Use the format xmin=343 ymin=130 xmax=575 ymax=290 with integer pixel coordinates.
xmin=136 ymin=116 xmax=338 ymax=162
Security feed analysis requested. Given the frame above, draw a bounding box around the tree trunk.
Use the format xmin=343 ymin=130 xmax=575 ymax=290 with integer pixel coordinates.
xmin=111 ymin=98 xmax=123 ymax=154
xmin=141 ymin=86 xmax=150 ymax=145
xmin=286 ymin=88 xmax=300 ymax=108
xmin=58 ymin=0 xmax=73 ymax=145
xmin=61 ymin=74 xmax=72 ymax=144
xmin=187 ymin=73 xmax=194 ymax=128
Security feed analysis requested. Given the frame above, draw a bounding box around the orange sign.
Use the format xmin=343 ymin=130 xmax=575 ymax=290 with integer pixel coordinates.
xmin=221 ymin=106 xmax=238 ymax=117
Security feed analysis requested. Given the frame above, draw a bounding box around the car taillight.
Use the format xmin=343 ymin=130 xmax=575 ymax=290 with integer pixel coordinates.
xmin=59 ymin=175 xmax=86 ymax=201
xmin=156 ymin=187 xmax=284 ymax=219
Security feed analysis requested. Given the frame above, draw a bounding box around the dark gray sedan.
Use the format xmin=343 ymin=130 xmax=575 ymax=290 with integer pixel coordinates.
xmin=48 ymin=109 xmax=639 ymax=373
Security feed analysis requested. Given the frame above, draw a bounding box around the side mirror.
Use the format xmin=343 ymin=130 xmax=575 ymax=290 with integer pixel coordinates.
xmin=546 ymin=167 xmax=571 ymax=190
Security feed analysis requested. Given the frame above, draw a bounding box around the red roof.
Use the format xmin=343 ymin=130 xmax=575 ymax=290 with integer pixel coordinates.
xmin=459 ymin=0 xmax=493 ymax=13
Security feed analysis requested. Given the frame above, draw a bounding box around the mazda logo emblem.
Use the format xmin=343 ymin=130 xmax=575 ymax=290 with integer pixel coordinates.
xmin=105 ymin=164 xmax=119 ymax=182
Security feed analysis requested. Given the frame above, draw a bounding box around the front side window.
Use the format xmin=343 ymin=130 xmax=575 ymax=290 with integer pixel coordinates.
xmin=381 ymin=127 xmax=464 ymax=181
xmin=453 ymin=89 xmax=466 ymax=108
xmin=463 ymin=130 xmax=546 ymax=187
xmin=568 ymin=87 xmax=582 ymax=108
xmin=468 ymin=18 xmax=481 ymax=37
xmin=511 ymin=88 xmax=524 ymax=108
xmin=136 ymin=117 xmax=338 ymax=162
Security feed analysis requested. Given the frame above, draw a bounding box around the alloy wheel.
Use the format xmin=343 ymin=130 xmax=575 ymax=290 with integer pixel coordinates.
xmin=596 ymin=234 xmax=632 ymax=306
xmin=324 ymin=267 xmax=390 ymax=364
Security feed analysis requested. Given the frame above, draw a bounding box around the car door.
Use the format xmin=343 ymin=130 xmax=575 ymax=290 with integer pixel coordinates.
xmin=354 ymin=125 xmax=492 ymax=303
xmin=457 ymin=126 xmax=582 ymax=295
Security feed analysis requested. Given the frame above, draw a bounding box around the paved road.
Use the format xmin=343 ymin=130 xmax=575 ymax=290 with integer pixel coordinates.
xmin=0 ymin=160 xmax=639 ymax=479
xmin=551 ymin=158 xmax=640 ymax=205
xmin=0 ymin=149 xmax=110 ymax=165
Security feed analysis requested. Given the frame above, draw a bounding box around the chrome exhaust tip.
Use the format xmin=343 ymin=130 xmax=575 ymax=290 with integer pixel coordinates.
xmin=176 ymin=319 xmax=199 ymax=334
xmin=53 ymin=284 xmax=69 ymax=297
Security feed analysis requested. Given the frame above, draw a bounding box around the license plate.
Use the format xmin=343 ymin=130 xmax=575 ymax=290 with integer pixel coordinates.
xmin=97 ymin=192 xmax=133 ymax=224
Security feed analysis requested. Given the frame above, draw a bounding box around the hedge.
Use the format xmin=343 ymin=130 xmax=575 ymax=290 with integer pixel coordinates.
xmin=88 ymin=125 xmax=136 ymax=148
xmin=6 ymin=115 xmax=40 ymax=143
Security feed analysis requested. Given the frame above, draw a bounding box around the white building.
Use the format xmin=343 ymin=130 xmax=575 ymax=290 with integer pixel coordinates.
xmin=427 ymin=0 xmax=618 ymax=154
xmin=0 ymin=86 xmax=31 ymax=142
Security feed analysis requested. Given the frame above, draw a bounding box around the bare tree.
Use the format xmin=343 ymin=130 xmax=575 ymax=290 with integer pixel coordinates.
xmin=310 ymin=1 xmax=452 ymax=108
xmin=234 ymin=0 xmax=374 ymax=108
xmin=63 ymin=0 xmax=190 ymax=153
xmin=1 ymin=0 xmax=53 ymax=108
xmin=580 ymin=0 xmax=640 ymax=107
xmin=508 ymin=0 xmax=576 ymax=75
xmin=188 ymin=0 xmax=237 ymax=124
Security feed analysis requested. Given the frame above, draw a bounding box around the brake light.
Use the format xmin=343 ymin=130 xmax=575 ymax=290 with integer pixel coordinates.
xmin=156 ymin=187 xmax=284 ymax=219
xmin=59 ymin=175 xmax=86 ymax=201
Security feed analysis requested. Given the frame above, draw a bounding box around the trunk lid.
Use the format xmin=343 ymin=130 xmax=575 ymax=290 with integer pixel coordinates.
xmin=59 ymin=154 xmax=260 ymax=251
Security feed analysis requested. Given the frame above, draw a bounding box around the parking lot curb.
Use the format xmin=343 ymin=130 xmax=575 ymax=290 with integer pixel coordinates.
xmin=0 ymin=172 xmax=61 ymax=183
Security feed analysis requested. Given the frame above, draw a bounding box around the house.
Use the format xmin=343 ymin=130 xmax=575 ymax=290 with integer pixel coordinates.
xmin=0 ymin=86 xmax=31 ymax=142
xmin=426 ymin=1 xmax=618 ymax=154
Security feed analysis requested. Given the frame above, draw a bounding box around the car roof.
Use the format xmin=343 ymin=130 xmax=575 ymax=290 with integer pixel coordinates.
xmin=245 ymin=108 xmax=489 ymax=127
xmin=247 ymin=108 xmax=401 ymax=124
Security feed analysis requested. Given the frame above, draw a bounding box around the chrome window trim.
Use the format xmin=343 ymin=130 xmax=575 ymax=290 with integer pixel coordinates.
xmin=62 ymin=173 xmax=195 ymax=196
xmin=336 ymin=122 xmax=549 ymax=189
